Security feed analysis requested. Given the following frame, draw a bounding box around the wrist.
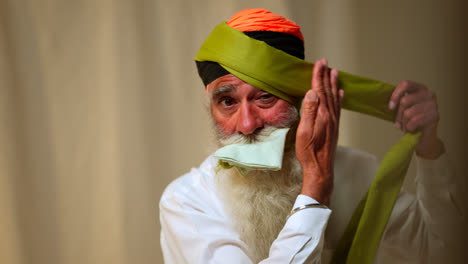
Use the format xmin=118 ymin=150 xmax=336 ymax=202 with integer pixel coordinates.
xmin=301 ymin=174 xmax=333 ymax=206
xmin=300 ymin=191 xmax=330 ymax=206
xmin=416 ymin=135 xmax=445 ymax=160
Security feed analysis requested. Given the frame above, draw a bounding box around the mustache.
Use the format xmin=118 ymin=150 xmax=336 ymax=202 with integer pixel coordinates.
xmin=218 ymin=126 xmax=281 ymax=146
xmin=215 ymin=105 xmax=299 ymax=146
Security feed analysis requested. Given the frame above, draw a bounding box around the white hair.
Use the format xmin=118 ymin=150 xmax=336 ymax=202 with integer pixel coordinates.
xmin=216 ymin=148 xmax=303 ymax=262
xmin=213 ymin=125 xmax=302 ymax=262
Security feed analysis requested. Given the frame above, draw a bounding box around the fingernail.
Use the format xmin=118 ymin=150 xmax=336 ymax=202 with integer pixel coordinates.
xmin=395 ymin=122 xmax=401 ymax=130
xmin=389 ymin=101 xmax=395 ymax=110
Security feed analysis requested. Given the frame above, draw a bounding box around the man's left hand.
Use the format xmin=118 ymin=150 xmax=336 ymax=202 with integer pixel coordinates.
xmin=389 ymin=80 xmax=445 ymax=159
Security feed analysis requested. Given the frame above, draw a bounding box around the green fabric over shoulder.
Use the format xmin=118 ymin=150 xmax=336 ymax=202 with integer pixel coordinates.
xmin=195 ymin=22 xmax=421 ymax=264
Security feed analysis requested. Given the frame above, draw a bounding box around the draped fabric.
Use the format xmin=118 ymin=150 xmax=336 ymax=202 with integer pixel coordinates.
xmin=0 ymin=0 xmax=466 ymax=264
xmin=195 ymin=21 xmax=422 ymax=263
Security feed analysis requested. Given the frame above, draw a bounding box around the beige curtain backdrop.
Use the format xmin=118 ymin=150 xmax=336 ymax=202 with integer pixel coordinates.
xmin=1 ymin=0 xmax=467 ymax=263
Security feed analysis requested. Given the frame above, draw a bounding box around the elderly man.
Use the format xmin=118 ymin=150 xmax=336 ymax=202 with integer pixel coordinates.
xmin=160 ymin=9 xmax=460 ymax=263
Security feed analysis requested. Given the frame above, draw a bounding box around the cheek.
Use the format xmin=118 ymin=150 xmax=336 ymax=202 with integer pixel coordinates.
xmin=260 ymin=101 xmax=294 ymax=125
xmin=211 ymin=104 xmax=237 ymax=135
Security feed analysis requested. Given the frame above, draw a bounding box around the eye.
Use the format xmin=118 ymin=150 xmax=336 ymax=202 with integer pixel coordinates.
xmin=219 ymin=96 xmax=236 ymax=107
xmin=257 ymin=93 xmax=276 ymax=106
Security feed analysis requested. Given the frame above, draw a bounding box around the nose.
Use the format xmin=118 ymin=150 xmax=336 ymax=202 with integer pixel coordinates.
xmin=236 ymin=101 xmax=262 ymax=135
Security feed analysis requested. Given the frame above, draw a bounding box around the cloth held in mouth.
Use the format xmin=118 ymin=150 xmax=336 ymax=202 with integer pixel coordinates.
xmin=214 ymin=128 xmax=290 ymax=175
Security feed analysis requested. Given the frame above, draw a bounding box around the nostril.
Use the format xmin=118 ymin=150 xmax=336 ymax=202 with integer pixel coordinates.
xmin=238 ymin=123 xmax=256 ymax=135
xmin=238 ymin=113 xmax=262 ymax=135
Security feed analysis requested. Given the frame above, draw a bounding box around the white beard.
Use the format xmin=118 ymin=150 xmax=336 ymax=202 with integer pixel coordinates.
xmin=210 ymin=102 xmax=301 ymax=261
xmin=216 ymin=147 xmax=303 ymax=262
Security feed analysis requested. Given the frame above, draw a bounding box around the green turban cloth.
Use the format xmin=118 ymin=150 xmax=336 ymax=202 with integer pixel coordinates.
xmin=195 ymin=22 xmax=421 ymax=264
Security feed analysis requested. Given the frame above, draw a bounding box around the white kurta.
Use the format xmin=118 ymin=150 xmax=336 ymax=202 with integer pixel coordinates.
xmin=160 ymin=146 xmax=462 ymax=263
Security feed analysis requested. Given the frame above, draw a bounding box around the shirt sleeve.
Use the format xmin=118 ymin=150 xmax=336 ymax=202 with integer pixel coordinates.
xmin=375 ymin=153 xmax=465 ymax=263
xmin=160 ymin=172 xmax=331 ymax=264
xmin=264 ymin=195 xmax=332 ymax=264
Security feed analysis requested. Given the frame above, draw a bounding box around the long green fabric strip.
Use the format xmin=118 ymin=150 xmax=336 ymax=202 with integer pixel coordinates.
xmin=196 ymin=22 xmax=397 ymax=122
xmin=196 ymin=22 xmax=420 ymax=263
xmin=331 ymin=133 xmax=420 ymax=263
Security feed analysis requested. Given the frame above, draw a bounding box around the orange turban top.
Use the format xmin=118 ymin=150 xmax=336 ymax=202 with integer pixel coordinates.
xmin=227 ymin=8 xmax=304 ymax=42
xmin=196 ymin=8 xmax=306 ymax=89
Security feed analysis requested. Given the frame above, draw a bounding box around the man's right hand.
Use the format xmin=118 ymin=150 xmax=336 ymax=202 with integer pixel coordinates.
xmin=295 ymin=59 xmax=343 ymax=206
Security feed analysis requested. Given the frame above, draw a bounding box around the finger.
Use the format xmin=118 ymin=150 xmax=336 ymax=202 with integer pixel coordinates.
xmin=394 ymin=90 xmax=432 ymax=131
xmin=400 ymin=102 xmax=430 ymax=132
xmin=404 ymin=101 xmax=438 ymax=132
xmin=312 ymin=60 xmax=324 ymax=92
xmin=298 ymin=89 xmax=320 ymax=137
xmin=313 ymin=106 xmax=329 ymax=148
xmin=405 ymin=113 xmax=424 ymax=132
xmin=330 ymin=68 xmax=339 ymax=117
xmin=337 ymin=89 xmax=344 ymax=122
xmin=312 ymin=60 xmax=327 ymax=109
xmin=406 ymin=109 xmax=438 ymax=132
xmin=329 ymin=69 xmax=341 ymax=145
xmin=389 ymin=80 xmax=425 ymax=110
xmin=401 ymin=104 xmax=418 ymax=132
xmin=321 ymin=59 xmax=335 ymax=118
xmin=405 ymin=113 xmax=435 ymax=133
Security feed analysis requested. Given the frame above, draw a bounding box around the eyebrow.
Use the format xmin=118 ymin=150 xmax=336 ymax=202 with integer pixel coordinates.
xmin=212 ymin=84 xmax=236 ymax=100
